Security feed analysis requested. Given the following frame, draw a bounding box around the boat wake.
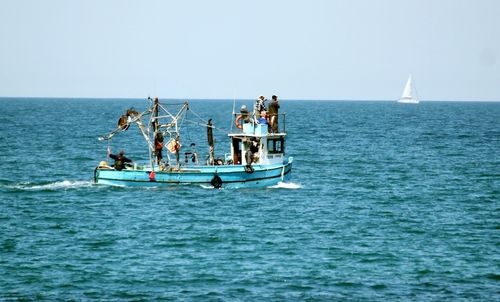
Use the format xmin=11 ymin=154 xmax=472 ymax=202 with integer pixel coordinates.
xmin=269 ymin=181 xmax=302 ymax=189
xmin=7 ymin=180 xmax=94 ymax=191
xmin=199 ymin=181 xmax=302 ymax=190
xmin=199 ymin=184 xmax=225 ymax=190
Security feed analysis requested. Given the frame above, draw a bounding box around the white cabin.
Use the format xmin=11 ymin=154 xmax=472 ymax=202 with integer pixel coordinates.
xmin=228 ymin=122 xmax=286 ymax=166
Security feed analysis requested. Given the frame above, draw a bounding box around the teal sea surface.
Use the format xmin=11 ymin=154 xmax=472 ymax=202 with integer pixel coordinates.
xmin=0 ymin=98 xmax=499 ymax=301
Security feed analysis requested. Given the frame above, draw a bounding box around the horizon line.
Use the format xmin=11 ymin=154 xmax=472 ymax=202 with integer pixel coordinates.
xmin=0 ymin=96 xmax=499 ymax=102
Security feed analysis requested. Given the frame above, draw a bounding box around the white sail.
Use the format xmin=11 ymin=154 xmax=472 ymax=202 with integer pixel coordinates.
xmin=398 ymin=74 xmax=419 ymax=104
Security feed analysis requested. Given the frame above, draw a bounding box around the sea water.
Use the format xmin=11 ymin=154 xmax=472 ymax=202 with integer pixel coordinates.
xmin=0 ymin=98 xmax=498 ymax=301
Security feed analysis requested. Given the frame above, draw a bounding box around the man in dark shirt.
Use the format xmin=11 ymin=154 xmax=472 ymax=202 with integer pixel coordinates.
xmin=109 ymin=149 xmax=132 ymax=171
xmin=268 ymin=95 xmax=280 ymax=133
xmin=154 ymin=132 xmax=164 ymax=165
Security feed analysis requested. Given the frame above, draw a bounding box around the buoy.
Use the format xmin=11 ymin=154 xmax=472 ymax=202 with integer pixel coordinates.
xmin=235 ymin=115 xmax=243 ymax=129
xmin=149 ymin=171 xmax=156 ymax=181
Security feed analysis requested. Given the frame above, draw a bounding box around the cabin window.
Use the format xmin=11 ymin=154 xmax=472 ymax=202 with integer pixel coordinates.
xmin=267 ymin=138 xmax=284 ymax=154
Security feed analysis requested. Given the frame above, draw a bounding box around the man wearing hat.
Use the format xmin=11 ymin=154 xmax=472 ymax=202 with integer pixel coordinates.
xmin=108 ymin=149 xmax=133 ymax=171
xmin=240 ymin=105 xmax=251 ymax=123
xmin=254 ymin=95 xmax=267 ymax=120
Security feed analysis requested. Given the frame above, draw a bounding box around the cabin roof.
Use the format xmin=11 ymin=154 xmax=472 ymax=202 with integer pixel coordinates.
xmin=228 ymin=132 xmax=287 ymax=139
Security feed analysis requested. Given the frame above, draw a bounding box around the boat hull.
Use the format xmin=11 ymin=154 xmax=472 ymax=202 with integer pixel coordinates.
xmin=397 ymin=99 xmax=419 ymax=104
xmin=94 ymin=158 xmax=293 ymax=189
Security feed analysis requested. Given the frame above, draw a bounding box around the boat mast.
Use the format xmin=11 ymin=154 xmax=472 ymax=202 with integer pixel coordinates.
xmin=207 ymin=119 xmax=214 ymax=165
xmin=99 ymin=98 xmax=192 ymax=169
xmin=150 ymin=97 xmax=160 ymax=168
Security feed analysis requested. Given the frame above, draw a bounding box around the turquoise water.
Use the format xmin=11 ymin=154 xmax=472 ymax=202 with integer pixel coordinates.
xmin=0 ymin=98 xmax=499 ymax=301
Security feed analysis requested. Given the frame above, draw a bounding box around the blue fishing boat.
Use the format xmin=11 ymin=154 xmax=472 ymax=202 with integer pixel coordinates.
xmin=94 ymin=97 xmax=293 ymax=188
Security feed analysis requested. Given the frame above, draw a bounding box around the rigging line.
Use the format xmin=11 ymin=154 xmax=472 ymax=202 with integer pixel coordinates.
xmin=156 ymin=101 xmax=190 ymax=124
xmin=98 ymin=107 xmax=152 ymax=141
xmin=158 ymin=102 xmax=188 ymax=106
xmin=182 ymin=119 xmax=210 ymax=127
xmin=183 ymin=109 xmax=193 ymax=143
xmin=157 ymin=103 xmax=177 ymax=120
xmin=156 ymin=107 xmax=188 ymax=138
xmin=182 ymin=119 xmax=228 ymax=134
xmin=186 ymin=106 xmax=231 ymax=134
xmin=185 ymin=109 xmax=207 ymax=124
xmin=143 ymin=98 xmax=186 ymax=107
xmin=186 ymin=109 xmax=226 ymax=133
xmin=107 ymin=140 xmax=110 ymax=162
xmin=177 ymin=109 xmax=187 ymax=132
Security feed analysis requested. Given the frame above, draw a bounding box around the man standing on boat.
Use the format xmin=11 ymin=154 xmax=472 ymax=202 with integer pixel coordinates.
xmin=268 ymin=95 xmax=280 ymax=133
xmin=254 ymin=95 xmax=267 ymax=120
xmin=108 ymin=149 xmax=132 ymax=171
xmin=154 ymin=132 xmax=164 ymax=164
xmin=240 ymin=105 xmax=251 ymax=123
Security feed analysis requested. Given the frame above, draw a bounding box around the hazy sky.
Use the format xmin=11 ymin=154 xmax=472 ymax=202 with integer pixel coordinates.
xmin=1 ymin=0 xmax=499 ymax=100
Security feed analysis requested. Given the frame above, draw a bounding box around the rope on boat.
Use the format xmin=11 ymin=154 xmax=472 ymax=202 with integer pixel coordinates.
xmin=98 ymin=98 xmax=237 ymax=170
xmin=181 ymin=119 xmax=228 ymax=134
xmin=183 ymin=107 xmax=230 ymax=134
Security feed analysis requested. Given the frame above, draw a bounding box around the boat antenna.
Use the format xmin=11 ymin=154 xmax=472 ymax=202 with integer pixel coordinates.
xmin=231 ymin=95 xmax=236 ymax=132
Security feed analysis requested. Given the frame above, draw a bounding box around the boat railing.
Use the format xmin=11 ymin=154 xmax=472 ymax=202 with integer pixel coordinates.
xmin=233 ymin=112 xmax=286 ymax=134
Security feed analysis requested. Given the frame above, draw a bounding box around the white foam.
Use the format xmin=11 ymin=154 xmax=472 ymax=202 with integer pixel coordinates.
xmin=13 ymin=180 xmax=93 ymax=191
xmin=200 ymin=182 xmax=302 ymax=190
xmin=200 ymin=184 xmax=224 ymax=190
xmin=269 ymin=181 xmax=302 ymax=189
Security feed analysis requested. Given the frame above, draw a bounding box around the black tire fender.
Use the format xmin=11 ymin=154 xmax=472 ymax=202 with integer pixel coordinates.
xmin=210 ymin=175 xmax=222 ymax=189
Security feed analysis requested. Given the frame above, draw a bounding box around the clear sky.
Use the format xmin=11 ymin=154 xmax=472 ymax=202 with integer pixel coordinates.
xmin=1 ymin=0 xmax=499 ymax=100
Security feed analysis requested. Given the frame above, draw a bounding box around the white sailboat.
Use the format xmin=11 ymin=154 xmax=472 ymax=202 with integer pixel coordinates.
xmin=398 ymin=74 xmax=419 ymax=104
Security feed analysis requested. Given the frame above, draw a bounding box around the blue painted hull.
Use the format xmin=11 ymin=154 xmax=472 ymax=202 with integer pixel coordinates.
xmin=95 ymin=158 xmax=293 ymax=189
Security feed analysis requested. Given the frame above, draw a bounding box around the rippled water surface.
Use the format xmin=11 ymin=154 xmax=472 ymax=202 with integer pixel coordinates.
xmin=0 ymin=98 xmax=499 ymax=301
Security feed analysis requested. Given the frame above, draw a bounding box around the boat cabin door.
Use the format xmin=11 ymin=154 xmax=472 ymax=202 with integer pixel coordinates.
xmin=231 ymin=138 xmax=242 ymax=165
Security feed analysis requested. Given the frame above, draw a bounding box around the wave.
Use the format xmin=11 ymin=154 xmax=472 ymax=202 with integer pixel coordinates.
xmin=7 ymin=180 xmax=94 ymax=191
xmin=268 ymin=181 xmax=302 ymax=189
xmin=4 ymin=180 xmax=301 ymax=191
xmin=200 ymin=184 xmax=225 ymax=190
xmin=199 ymin=181 xmax=302 ymax=190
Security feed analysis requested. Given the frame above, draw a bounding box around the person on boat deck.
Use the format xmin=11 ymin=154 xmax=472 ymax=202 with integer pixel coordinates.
xmin=244 ymin=139 xmax=259 ymax=169
xmin=240 ymin=105 xmax=251 ymax=123
xmin=268 ymin=95 xmax=280 ymax=133
xmin=154 ymin=132 xmax=164 ymax=164
xmin=184 ymin=143 xmax=199 ymax=165
xmin=108 ymin=149 xmax=133 ymax=171
xmin=254 ymin=95 xmax=267 ymax=119
xmin=257 ymin=111 xmax=268 ymax=124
